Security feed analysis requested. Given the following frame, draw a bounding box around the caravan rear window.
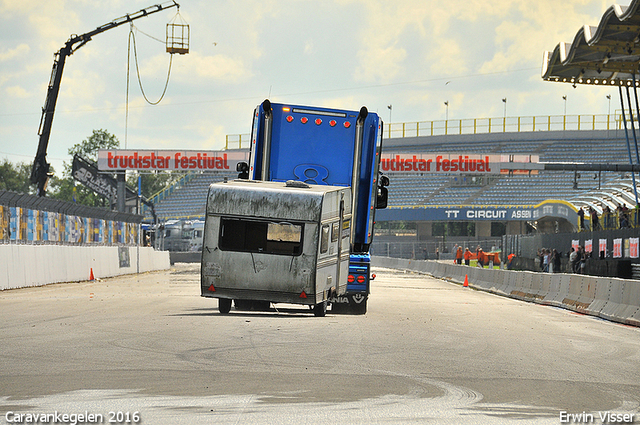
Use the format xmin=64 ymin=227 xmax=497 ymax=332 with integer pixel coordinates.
xmin=219 ymin=218 xmax=303 ymax=256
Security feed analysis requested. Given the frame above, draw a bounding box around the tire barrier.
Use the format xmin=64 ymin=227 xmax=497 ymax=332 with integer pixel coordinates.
xmin=372 ymin=256 xmax=640 ymax=327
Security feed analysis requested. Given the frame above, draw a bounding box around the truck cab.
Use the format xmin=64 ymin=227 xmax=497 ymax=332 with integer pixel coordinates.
xmin=240 ymin=100 xmax=389 ymax=314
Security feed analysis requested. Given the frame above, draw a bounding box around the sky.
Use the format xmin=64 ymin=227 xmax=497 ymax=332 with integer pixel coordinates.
xmin=0 ymin=0 xmax=620 ymax=177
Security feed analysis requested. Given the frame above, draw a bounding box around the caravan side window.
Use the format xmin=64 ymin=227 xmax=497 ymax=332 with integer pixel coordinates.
xmin=331 ymin=222 xmax=339 ymax=243
xmin=219 ymin=217 xmax=303 ymax=256
xmin=320 ymin=225 xmax=330 ymax=254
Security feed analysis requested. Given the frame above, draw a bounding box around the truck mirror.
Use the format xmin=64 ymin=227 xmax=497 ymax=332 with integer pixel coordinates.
xmin=376 ymin=186 xmax=388 ymax=209
xmin=379 ymin=174 xmax=390 ymax=187
xmin=236 ymin=162 xmax=249 ymax=179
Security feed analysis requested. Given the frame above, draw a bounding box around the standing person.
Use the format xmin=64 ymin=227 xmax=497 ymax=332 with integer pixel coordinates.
xmin=552 ymin=249 xmax=561 ymax=273
xmin=477 ymin=248 xmax=485 ymax=268
xmin=435 ymin=247 xmax=440 ymax=260
xmin=569 ymin=247 xmax=578 ymax=273
xmin=589 ymin=207 xmax=599 ymax=231
xmin=579 ymin=246 xmax=588 ymax=274
xmin=456 ymin=246 xmax=463 ymax=265
xmin=574 ymin=246 xmax=584 ymax=273
xmin=603 ymin=205 xmax=612 ymax=229
xmin=464 ymin=247 xmax=471 ymax=266
xmin=539 ymin=249 xmax=545 ymax=271
xmin=507 ymin=253 xmax=515 ymax=270
xmin=542 ymin=248 xmax=550 ymax=273
xmin=578 ymin=207 xmax=585 ymax=231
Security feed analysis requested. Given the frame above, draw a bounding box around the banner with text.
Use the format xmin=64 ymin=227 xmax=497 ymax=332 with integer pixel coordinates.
xmin=98 ymin=149 xmax=249 ymax=172
xmin=379 ymin=153 xmax=539 ymax=175
xmin=376 ymin=200 xmax=577 ymax=225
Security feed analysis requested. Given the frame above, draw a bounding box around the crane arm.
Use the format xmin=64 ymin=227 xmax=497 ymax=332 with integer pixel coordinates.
xmin=31 ymin=1 xmax=179 ymax=196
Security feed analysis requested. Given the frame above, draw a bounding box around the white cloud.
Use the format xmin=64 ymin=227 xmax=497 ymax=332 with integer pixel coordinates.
xmin=0 ymin=0 xmax=631 ymax=172
xmin=5 ymin=85 xmax=30 ymax=98
xmin=0 ymin=44 xmax=30 ymax=61
xmin=174 ymin=52 xmax=250 ymax=82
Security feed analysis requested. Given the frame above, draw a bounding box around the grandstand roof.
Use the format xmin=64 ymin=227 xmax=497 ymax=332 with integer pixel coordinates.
xmin=542 ymin=0 xmax=640 ymax=86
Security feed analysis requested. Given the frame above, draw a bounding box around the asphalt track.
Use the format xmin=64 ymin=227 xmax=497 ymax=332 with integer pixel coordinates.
xmin=0 ymin=264 xmax=639 ymax=424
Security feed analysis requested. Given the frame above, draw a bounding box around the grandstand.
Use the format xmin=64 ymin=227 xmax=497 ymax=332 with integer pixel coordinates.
xmin=148 ymin=126 xmax=640 ymax=225
xmin=384 ymin=129 xmax=635 ymax=210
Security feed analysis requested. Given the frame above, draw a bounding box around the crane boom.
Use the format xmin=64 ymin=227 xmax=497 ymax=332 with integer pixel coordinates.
xmin=31 ymin=1 xmax=179 ymax=197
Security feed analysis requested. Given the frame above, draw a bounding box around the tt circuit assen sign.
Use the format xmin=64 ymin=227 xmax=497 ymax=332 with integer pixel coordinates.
xmin=376 ymin=200 xmax=578 ymax=226
xmin=97 ymin=149 xmax=249 ymax=171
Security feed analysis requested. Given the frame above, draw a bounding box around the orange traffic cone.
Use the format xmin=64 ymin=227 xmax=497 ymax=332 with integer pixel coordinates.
xmin=463 ymin=274 xmax=469 ymax=287
xmin=89 ymin=268 xmax=95 ymax=281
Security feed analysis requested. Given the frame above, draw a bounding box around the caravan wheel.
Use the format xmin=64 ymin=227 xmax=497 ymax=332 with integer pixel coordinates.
xmin=218 ymin=298 xmax=232 ymax=314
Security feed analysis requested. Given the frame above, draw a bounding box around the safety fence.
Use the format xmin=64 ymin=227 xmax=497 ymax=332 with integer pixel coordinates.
xmin=371 ymin=239 xmax=502 ymax=260
xmin=0 ymin=190 xmax=143 ymax=246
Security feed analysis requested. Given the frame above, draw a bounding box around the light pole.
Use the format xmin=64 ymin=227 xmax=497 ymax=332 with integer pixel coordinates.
xmin=502 ymin=98 xmax=507 ymax=131
xmin=562 ymin=95 xmax=567 ymax=131
xmin=444 ymin=101 xmax=449 ymax=135
xmin=606 ymin=94 xmax=612 ymax=133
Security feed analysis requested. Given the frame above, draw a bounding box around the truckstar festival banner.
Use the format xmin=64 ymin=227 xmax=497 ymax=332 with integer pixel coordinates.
xmin=379 ymin=153 xmax=539 ymax=175
xmin=97 ymin=149 xmax=249 ymax=171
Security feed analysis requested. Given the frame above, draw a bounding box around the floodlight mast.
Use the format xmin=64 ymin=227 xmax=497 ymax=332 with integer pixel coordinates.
xmin=30 ymin=1 xmax=180 ymax=197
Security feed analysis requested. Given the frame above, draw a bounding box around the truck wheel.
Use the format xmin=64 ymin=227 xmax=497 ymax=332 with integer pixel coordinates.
xmin=313 ymin=301 xmax=327 ymax=317
xmin=350 ymin=299 xmax=367 ymax=315
xmin=219 ymin=298 xmax=232 ymax=314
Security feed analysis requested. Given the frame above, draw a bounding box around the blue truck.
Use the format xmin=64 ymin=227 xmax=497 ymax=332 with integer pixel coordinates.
xmin=201 ymin=100 xmax=388 ymax=315
xmin=245 ymin=100 xmax=388 ymax=313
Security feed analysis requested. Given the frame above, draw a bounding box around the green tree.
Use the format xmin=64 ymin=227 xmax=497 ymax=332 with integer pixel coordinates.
xmin=0 ymin=159 xmax=34 ymax=194
xmin=48 ymin=129 xmax=120 ymax=207
xmin=68 ymin=129 xmax=119 ymax=161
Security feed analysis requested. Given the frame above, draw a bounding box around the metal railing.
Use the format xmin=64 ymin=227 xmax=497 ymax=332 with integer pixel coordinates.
xmin=225 ymin=134 xmax=251 ymax=150
xmin=385 ymin=113 xmax=622 ymax=139
xmin=224 ymin=113 xmax=624 ymax=148
xmin=585 ymin=210 xmax=640 ymax=231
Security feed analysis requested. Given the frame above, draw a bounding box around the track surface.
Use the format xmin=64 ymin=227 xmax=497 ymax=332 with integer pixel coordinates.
xmin=1 ymin=265 xmax=639 ymax=424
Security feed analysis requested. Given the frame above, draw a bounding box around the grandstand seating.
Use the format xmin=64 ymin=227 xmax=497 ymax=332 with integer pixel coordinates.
xmin=147 ymin=172 xmax=234 ymax=220
xmin=148 ymin=130 xmax=640 ymax=221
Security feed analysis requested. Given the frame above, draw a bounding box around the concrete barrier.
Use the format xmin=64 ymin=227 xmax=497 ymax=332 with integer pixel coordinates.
xmin=0 ymin=245 xmax=170 ymax=291
xmin=617 ymin=281 xmax=640 ymax=326
xmin=589 ymin=278 xmax=612 ymax=317
xmin=372 ymin=256 xmax=640 ymax=328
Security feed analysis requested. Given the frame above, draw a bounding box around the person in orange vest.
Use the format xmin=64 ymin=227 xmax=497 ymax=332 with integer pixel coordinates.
xmin=456 ymin=246 xmax=463 ymax=265
xmin=464 ymin=247 xmax=472 ymax=266
xmin=477 ymin=248 xmax=486 ymax=268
